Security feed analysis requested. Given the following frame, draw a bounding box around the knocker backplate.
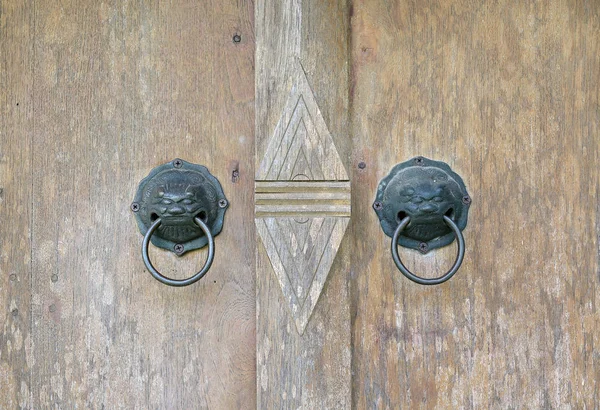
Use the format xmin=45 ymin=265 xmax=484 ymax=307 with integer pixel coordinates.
xmin=373 ymin=157 xmax=470 ymax=253
xmin=132 ymin=159 xmax=228 ymax=255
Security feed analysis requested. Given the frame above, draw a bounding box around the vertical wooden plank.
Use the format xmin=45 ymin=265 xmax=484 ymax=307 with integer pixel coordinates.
xmin=256 ymin=0 xmax=352 ymax=407
xmin=351 ymin=0 xmax=600 ymax=407
xmin=0 ymin=0 xmax=34 ymax=407
xmin=30 ymin=0 xmax=255 ymax=407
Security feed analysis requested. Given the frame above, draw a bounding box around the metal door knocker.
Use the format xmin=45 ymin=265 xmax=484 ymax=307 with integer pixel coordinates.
xmin=131 ymin=159 xmax=229 ymax=286
xmin=373 ymin=157 xmax=471 ymax=285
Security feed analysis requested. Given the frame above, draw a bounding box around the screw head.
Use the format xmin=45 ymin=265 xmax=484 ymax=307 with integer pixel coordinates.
xmin=218 ymin=199 xmax=228 ymax=208
xmin=173 ymin=159 xmax=183 ymax=168
xmin=233 ymin=34 xmax=241 ymax=43
xmin=462 ymin=195 xmax=472 ymax=205
xmin=174 ymin=244 xmax=185 ymax=255
xmin=373 ymin=201 xmax=383 ymax=211
xmin=418 ymin=242 xmax=429 ymax=254
xmin=130 ymin=202 xmax=140 ymax=212
xmin=358 ymin=161 xmax=366 ymax=169
xmin=414 ymin=157 xmax=425 ymax=166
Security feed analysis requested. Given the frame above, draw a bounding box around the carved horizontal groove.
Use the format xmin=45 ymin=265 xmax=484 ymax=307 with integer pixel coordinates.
xmin=256 ymin=192 xmax=350 ymax=203
xmin=255 ymin=180 xmax=350 ymax=192
xmin=255 ymin=204 xmax=351 ymax=217
xmin=255 ymin=181 xmax=351 ymax=217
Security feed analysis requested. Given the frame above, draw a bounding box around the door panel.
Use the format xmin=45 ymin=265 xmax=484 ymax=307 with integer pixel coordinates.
xmin=255 ymin=0 xmax=352 ymax=408
xmin=2 ymin=0 xmax=599 ymax=409
xmin=2 ymin=0 xmax=255 ymax=408
xmin=0 ymin=1 xmax=33 ymax=407
xmin=351 ymin=1 xmax=599 ymax=408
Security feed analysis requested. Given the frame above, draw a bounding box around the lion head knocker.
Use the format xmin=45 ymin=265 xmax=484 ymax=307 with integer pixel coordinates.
xmin=373 ymin=157 xmax=471 ymax=285
xmin=132 ymin=159 xmax=228 ymax=255
xmin=374 ymin=157 xmax=470 ymax=252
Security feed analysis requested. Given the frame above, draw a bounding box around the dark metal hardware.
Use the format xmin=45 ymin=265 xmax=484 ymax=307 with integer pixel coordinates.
xmin=142 ymin=216 xmax=214 ymax=287
xmin=132 ymin=159 xmax=228 ymax=286
xmin=392 ymin=215 xmax=465 ymax=285
xmin=374 ymin=157 xmax=470 ymax=285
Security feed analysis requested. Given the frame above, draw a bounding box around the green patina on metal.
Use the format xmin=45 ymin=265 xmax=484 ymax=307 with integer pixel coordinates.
xmin=132 ymin=159 xmax=228 ymax=255
xmin=374 ymin=156 xmax=470 ymax=253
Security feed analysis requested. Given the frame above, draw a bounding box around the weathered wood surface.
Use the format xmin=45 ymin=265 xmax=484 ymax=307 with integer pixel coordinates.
xmin=3 ymin=0 xmax=600 ymax=408
xmin=0 ymin=1 xmax=34 ymax=407
xmin=255 ymin=181 xmax=351 ymax=217
xmin=255 ymin=83 xmax=351 ymax=334
xmin=256 ymin=0 xmax=351 ymax=407
xmin=351 ymin=0 xmax=600 ymax=408
xmin=2 ymin=0 xmax=255 ymax=408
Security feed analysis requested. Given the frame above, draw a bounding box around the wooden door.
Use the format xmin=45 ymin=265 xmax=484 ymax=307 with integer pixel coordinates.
xmin=2 ymin=0 xmax=600 ymax=409
xmin=1 ymin=1 xmax=255 ymax=408
xmin=348 ymin=1 xmax=600 ymax=407
xmin=255 ymin=0 xmax=600 ymax=408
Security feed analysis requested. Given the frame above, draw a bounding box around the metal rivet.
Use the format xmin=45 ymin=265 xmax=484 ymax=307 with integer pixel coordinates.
xmin=9 ymin=274 xmax=17 ymax=281
xmin=174 ymin=244 xmax=185 ymax=255
xmin=173 ymin=159 xmax=183 ymax=168
xmin=414 ymin=157 xmax=425 ymax=166
xmin=233 ymin=34 xmax=241 ymax=43
xmin=358 ymin=161 xmax=366 ymax=169
xmin=418 ymin=242 xmax=429 ymax=254
xmin=51 ymin=274 xmax=58 ymax=283
xmin=462 ymin=195 xmax=472 ymax=205
xmin=130 ymin=202 xmax=140 ymax=212
xmin=373 ymin=201 xmax=383 ymax=210
xmin=49 ymin=304 xmax=56 ymax=313
xmin=218 ymin=199 xmax=228 ymax=208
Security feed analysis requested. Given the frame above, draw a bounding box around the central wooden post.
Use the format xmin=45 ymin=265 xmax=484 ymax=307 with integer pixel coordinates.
xmin=255 ymin=0 xmax=352 ymax=407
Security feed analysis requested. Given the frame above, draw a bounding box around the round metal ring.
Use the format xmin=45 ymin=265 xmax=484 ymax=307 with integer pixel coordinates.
xmin=142 ymin=217 xmax=215 ymax=287
xmin=391 ymin=215 xmax=465 ymax=285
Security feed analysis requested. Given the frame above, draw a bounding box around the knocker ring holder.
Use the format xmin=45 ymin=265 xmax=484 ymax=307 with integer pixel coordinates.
xmin=374 ymin=157 xmax=471 ymax=285
xmin=131 ymin=159 xmax=228 ymax=287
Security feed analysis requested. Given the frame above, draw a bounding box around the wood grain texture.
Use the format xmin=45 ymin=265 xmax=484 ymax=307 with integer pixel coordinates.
xmin=26 ymin=0 xmax=255 ymax=408
xmin=256 ymin=0 xmax=351 ymax=406
xmin=256 ymin=61 xmax=348 ymax=182
xmin=255 ymin=181 xmax=351 ymax=216
xmin=0 ymin=0 xmax=34 ymax=407
xmin=351 ymin=0 xmax=600 ymax=408
xmin=256 ymin=216 xmax=349 ymax=333
xmin=4 ymin=1 xmax=599 ymax=408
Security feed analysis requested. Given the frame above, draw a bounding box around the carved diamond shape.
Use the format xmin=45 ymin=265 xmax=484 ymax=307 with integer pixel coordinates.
xmin=256 ymin=61 xmax=350 ymax=334
xmin=256 ymin=217 xmax=349 ymax=333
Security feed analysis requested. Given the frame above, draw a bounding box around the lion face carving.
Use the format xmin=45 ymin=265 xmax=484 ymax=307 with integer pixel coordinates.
xmin=374 ymin=157 xmax=470 ymax=251
xmin=142 ymin=170 xmax=219 ymax=243
xmin=133 ymin=160 xmax=228 ymax=254
xmin=387 ymin=168 xmax=461 ymax=218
